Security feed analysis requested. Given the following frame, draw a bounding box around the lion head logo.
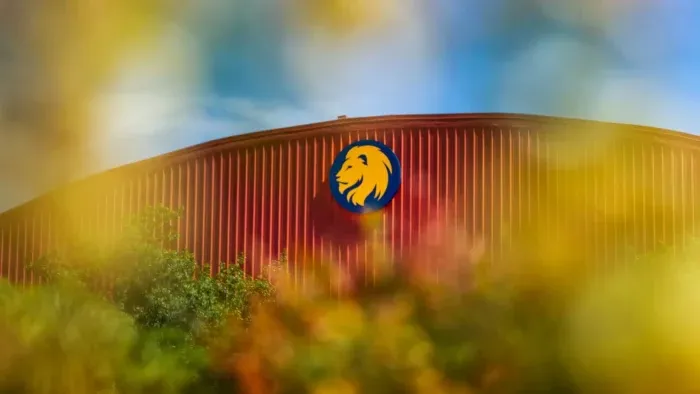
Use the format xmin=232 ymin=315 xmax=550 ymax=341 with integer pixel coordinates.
xmin=329 ymin=140 xmax=401 ymax=214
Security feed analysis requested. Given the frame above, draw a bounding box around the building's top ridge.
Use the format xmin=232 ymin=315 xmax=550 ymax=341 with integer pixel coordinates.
xmin=0 ymin=113 xmax=696 ymax=218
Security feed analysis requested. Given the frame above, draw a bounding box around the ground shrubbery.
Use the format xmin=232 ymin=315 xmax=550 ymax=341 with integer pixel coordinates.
xmin=209 ymin=239 xmax=700 ymax=394
xmin=3 ymin=207 xmax=276 ymax=393
xmin=210 ymin=246 xmax=573 ymax=394
xmin=4 ymin=208 xmax=700 ymax=393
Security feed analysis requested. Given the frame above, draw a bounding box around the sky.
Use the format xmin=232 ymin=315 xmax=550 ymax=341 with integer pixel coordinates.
xmin=85 ymin=0 xmax=700 ymax=171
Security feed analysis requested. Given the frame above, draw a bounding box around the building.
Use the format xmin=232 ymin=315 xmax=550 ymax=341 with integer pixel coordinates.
xmin=0 ymin=113 xmax=698 ymax=288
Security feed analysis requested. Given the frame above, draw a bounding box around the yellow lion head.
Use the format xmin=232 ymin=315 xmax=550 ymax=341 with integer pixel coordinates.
xmin=335 ymin=145 xmax=393 ymax=207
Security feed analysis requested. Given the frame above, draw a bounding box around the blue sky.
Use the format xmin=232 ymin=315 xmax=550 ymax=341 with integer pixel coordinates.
xmin=97 ymin=0 xmax=700 ymax=169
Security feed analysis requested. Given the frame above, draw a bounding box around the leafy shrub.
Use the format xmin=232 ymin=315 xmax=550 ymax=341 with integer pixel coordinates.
xmin=30 ymin=206 xmax=276 ymax=337
xmin=208 ymin=252 xmax=538 ymax=393
xmin=204 ymin=226 xmax=700 ymax=394
xmin=209 ymin=227 xmax=585 ymax=394
xmin=22 ymin=206 xmax=278 ymax=393
xmin=0 ymin=280 xmax=200 ymax=394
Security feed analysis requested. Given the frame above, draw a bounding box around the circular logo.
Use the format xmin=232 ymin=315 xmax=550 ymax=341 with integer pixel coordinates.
xmin=329 ymin=139 xmax=401 ymax=214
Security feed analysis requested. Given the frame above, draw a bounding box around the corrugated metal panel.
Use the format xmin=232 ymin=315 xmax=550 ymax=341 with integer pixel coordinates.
xmin=1 ymin=114 xmax=700 ymax=290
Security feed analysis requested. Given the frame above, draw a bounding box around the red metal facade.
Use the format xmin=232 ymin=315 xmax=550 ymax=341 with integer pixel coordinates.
xmin=1 ymin=114 xmax=700 ymax=288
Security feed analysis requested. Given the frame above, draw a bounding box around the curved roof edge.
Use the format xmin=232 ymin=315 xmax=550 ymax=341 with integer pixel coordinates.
xmin=101 ymin=112 xmax=700 ymax=175
xmin=1 ymin=113 xmax=698 ymax=218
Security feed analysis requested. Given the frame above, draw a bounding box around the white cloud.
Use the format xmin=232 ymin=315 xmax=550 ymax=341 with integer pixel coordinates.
xmin=221 ymin=98 xmax=333 ymax=128
xmin=92 ymin=93 xmax=337 ymax=172
xmin=91 ymin=23 xmax=204 ymax=170
xmin=498 ymin=32 xmax=700 ymax=135
xmin=282 ymin=0 xmax=441 ymax=117
xmin=590 ymin=75 xmax=700 ymax=135
xmin=90 ymin=0 xmax=443 ymax=173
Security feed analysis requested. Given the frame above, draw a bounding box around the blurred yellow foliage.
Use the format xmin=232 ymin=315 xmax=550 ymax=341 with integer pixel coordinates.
xmin=2 ymin=0 xmax=172 ymax=185
xmin=0 ymin=282 xmax=135 ymax=394
xmin=567 ymin=250 xmax=700 ymax=393
xmin=289 ymin=0 xmax=399 ymax=38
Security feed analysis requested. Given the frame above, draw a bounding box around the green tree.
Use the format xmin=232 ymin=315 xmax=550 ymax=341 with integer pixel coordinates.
xmin=32 ymin=207 xmax=275 ymax=335
xmin=24 ymin=206 xmax=278 ymax=393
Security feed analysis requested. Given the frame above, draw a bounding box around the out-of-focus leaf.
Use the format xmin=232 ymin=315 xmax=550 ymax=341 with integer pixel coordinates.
xmin=288 ymin=0 xmax=399 ymax=38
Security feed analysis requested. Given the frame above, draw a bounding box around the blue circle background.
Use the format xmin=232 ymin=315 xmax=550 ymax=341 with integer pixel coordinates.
xmin=329 ymin=139 xmax=402 ymax=214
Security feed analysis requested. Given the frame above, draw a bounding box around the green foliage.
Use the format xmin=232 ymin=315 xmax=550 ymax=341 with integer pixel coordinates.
xmin=115 ymin=248 xmax=273 ymax=340
xmin=31 ymin=206 xmax=275 ymax=339
xmin=0 ymin=280 xmax=199 ymax=394
xmin=21 ymin=206 xmax=278 ymax=393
